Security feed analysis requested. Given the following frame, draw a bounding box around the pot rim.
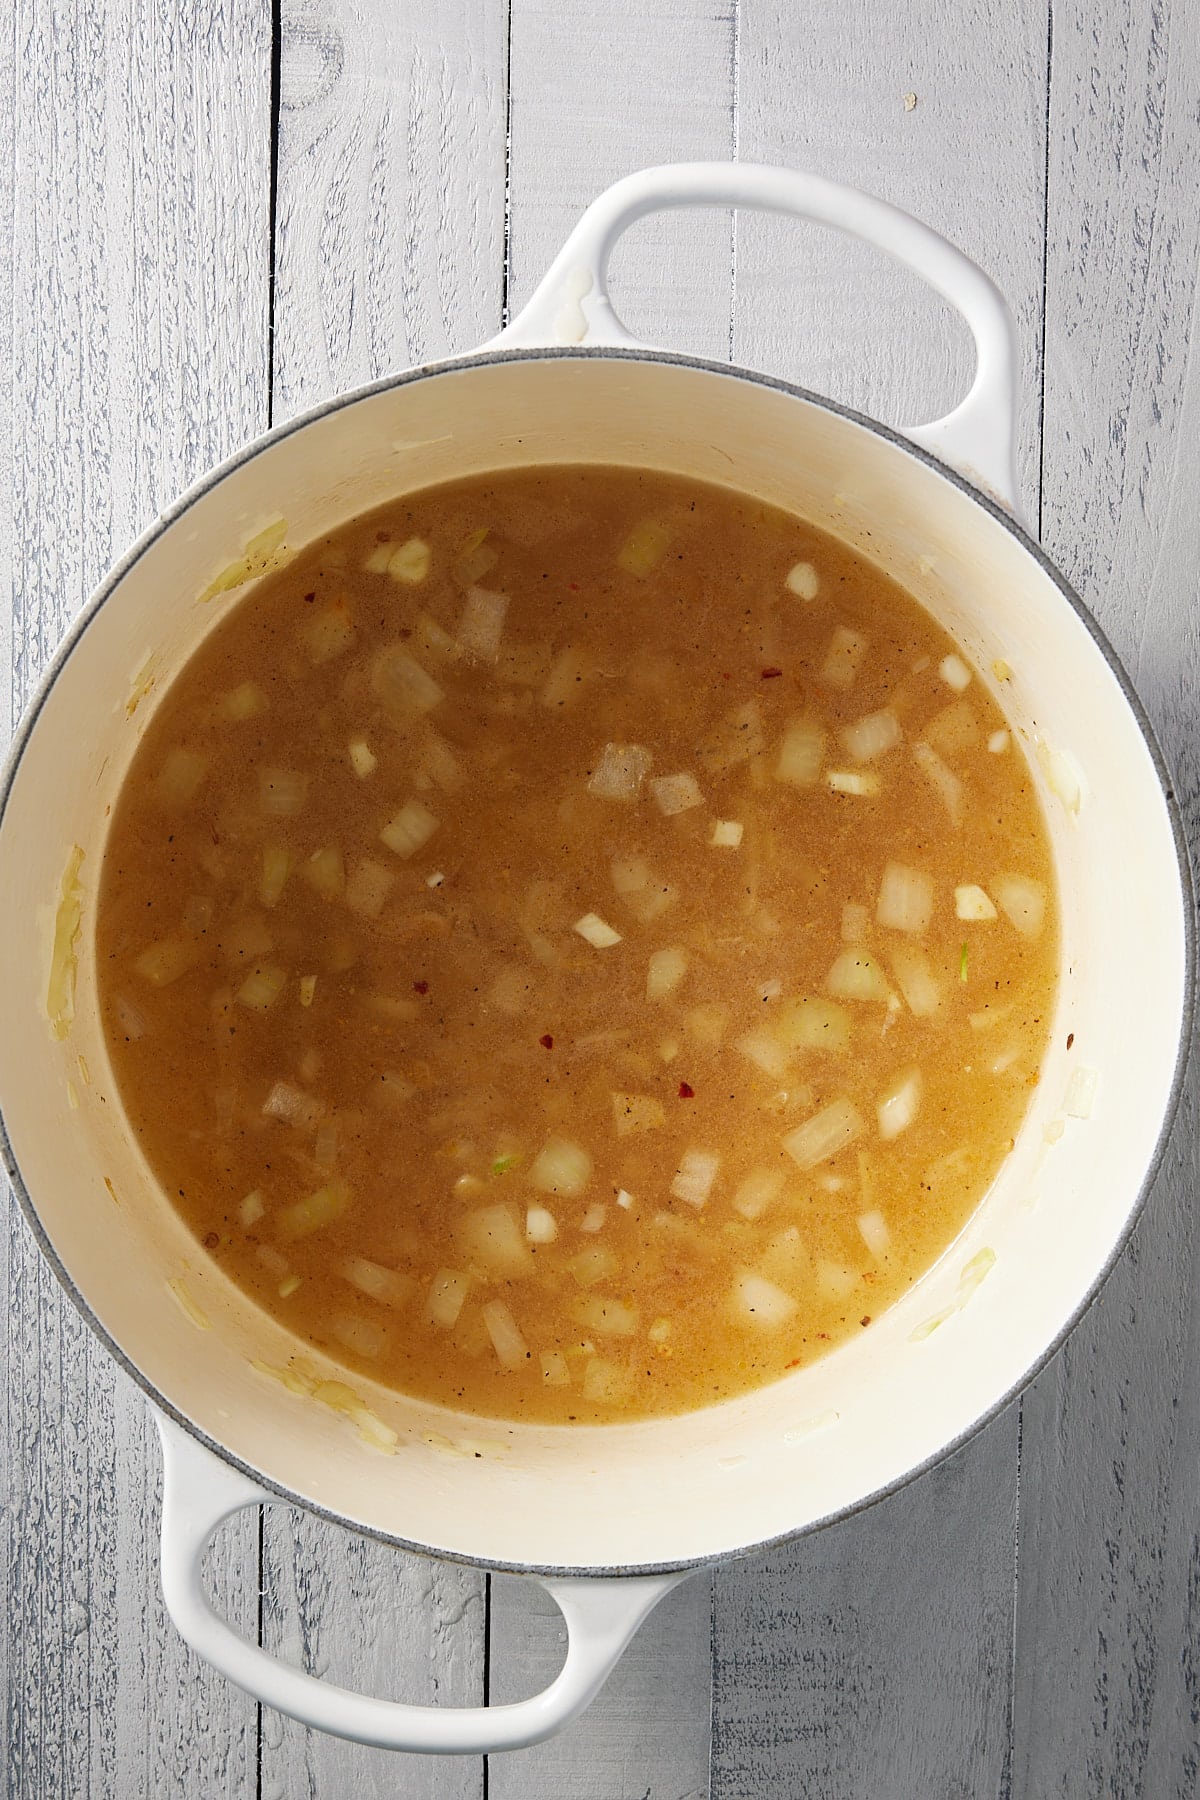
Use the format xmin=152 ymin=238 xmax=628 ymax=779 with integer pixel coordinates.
xmin=1 ymin=343 xmax=1194 ymax=1579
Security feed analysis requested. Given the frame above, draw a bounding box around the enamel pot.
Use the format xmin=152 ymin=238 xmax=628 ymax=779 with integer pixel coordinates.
xmin=0 ymin=164 xmax=1191 ymax=1754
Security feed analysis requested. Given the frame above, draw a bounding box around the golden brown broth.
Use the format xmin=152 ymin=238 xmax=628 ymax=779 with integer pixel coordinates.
xmin=96 ymin=467 xmax=1057 ymax=1423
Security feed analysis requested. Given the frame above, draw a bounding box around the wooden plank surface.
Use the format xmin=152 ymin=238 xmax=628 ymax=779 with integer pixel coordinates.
xmin=2 ymin=1 xmax=272 ymax=1794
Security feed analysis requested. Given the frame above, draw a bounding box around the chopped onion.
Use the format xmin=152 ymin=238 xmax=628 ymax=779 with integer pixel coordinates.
xmin=775 ymin=716 xmax=825 ymax=787
xmin=912 ymin=740 xmax=963 ymax=825
xmin=827 ymin=769 xmax=880 ymax=796
xmin=375 ymin=1071 xmax=417 ymax=1107
xmin=841 ymin=902 xmax=869 ymax=942
xmin=154 ymin=747 xmax=209 ymax=807
xmin=370 ymin=645 xmax=443 ymax=718
xmin=303 ymin=846 xmax=345 ymax=900
xmin=300 ymin=598 xmax=355 ymax=665
xmin=587 ymin=742 xmax=653 ymax=800
xmin=671 ymin=1148 xmax=720 ymax=1209
xmin=697 ymin=701 xmax=765 ymax=774
xmin=825 ymin=949 xmax=890 ymax=1002
xmin=183 ymin=894 xmax=214 ymax=934
xmin=115 ymin=993 xmax=149 ymax=1040
xmin=657 ymin=1036 xmax=680 ymax=1062
xmin=857 ymin=1208 xmax=892 ymax=1258
xmin=278 ymin=1179 xmax=350 ymax=1240
xmin=413 ymin=613 xmax=461 ymax=663
xmin=239 ymin=1190 xmax=265 ymax=1228
xmin=530 ymin=1137 xmax=592 ymax=1196
xmin=685 ymin=1003 xmax=729 ymax=1047
xmin=646 ymin=946 xmax=688 ymax=1001
xmin=820 ymin=625 xmax=868 ymax=690
xmin=955 ymin=884 xmax=997 ymax=922
xmin=427 ymin=1269 xmax=470 ymax=1327
xmin=574 ymin=911 xmax=622 ymax=948
xmin=453 ymin=530 xmax=499 ymax=587
xmin=775 ymin=996 xmax=852 ymax=1054
xmin=417 ymin=732 xmax=464 ymax=793
xmin=889 ymin=944 xmax=943 ymax=1017
xmin=486 ymin=964 xmax=533 ymax=1015
xmin=540 ymin=646 xmax=589 ymax=709
xmin=541 ymin=1350 xmax=571 ymax=1386
xmin=217 ymin=681 xmax=267 ymax=722
xmin=731 ymin=1269 xmax=798 ymax=1326
xmin=610 ymin=855 xmax=650 ymax=895
xmin=1065 ymin=1065 xmax=1098 ymax=1119
xmin=1036 ymin=737 xmax=1084 ymax=814
xmin=877 ymin=1068 xmax=923 ymax=1140
xmin=710 ymin=819 xmax=744 ymax=847
xmin=339 ymin=1257 xmax=411 ymax=1308
xmin=626 ymin=883 xmax=677 ymax=924
xmin=736 ymin=1030 xmax=792 ymax=1079
xmin=258 ymin=766 xmax=308 ymax=818
xmin=571 ymin=1294 xmax=637 ymax=1336
xmin=925 ymin=700 xmax=980 ymax=757
xmin=783 ymin=1098 xmax=864 ymax=1169
xmin=457 ymin=586 xmax=509 ymax=662
xmin=367 ymin=536 xmax=430 ymax=583
xmin=785 ymin=560 xmax=819 ymax=600
xmin=482 ymin=1300 xmax=528 ymax=1369
xmin=569 ymin=1244 xmax=618 ymax=1287
xmin=617 ymin=517 xmax=672 ymax=575
xmin=525 ymin=1205 xmax=558 ymax=1244
xmin=1044 ymin=1117 xmax=1066 ymax=1145
xmin=262 ymin=1081 xmax=325 ymax=1129
xmin=877 ymin=862 xmax=934 ymax=935
xmin=841 ymin=708 xmax=901 ymax=763
xmin=758 ymin=979 xmax=783 ymax=1002
xmin=134 ymin=937 xmax=200 ymax=987
xmin=988 ymin=729 xmax=1010 ymax=754
xmin=258 ymin=843 xmax=292 ymax=910
xmin=611 ymin=1092 xmax=665 ymax=1137
xmin=348 ymin=737 xmax=377 ymax=778
xmin=992 ymin=873 xmax=1047 ymax=938
xmin=616 ymin=1188 xmax=635 ymax=1210
xmin=380 ymin=799 xmax=439 ymax=858
xmin=344 ymin=858 xmax=396 ymax=920
xmin=582 ymin=1358 xmax=631 ymax=1404
xmin=939 ymin=653 xmax=972 ymax=692
xmin=816 ymin=1260 xmax=858 ymax=1300
xmin=236 ymin=963 xmax=288 ymax=1011
xmin=650 ymin=771 xmax=704 ymax=816
xmin=456 ymin=1204 xmax=534 ymax=1276
xmin=732 ymin=1167 xmax=785 ymax=1221
xmin=278 ymin=1275 xmax=302 ymax=1300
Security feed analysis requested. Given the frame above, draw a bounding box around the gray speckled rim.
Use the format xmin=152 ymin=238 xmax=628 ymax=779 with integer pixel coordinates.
xmin=0 ymin=346 xmax=1194 ymax=1582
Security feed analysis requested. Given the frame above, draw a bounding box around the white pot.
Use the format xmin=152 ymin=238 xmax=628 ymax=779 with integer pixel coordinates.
xmin=0 ymin=164 xmax=1191 ymax=1755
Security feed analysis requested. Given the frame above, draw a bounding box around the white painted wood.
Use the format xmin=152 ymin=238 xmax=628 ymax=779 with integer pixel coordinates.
xmin=1013 ymin=3 xmax=1200 ymax=1794
xmin=2 ymin=1 xmax=272 ymax=1794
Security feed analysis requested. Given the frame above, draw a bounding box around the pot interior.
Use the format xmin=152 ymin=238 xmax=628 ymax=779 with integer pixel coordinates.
xmin=0 ymin=353 xmax=1189 ymax=1572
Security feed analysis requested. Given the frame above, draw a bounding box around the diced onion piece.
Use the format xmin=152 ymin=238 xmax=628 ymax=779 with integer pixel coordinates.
xmin=774 ymin=997 xmax=851 ymax=1053
xmin=456 ymin=1204 xmax=534 ymax=1276
xmin=841 ymin=708 xmax=901 ymax=763
xmin=457 ymin=586 xmax=509 ymax=662
xmin=579 ymin=1204 xmax=606 ymax=1233
xmin=47 ymin=845 xmax=85 ymax=1042
xmin=540 ymin=646 xmax=589 ymax=709
xmin=218 ymin=681 xmax=267 ymax=721
xmin=541 ymin=1350 xmax=570 ymax=1386
xmin=370 ymin=645 xmax=442 ymax=718
xmin=757 ymin=1226 xmax=811 ymax=1287
xmin=262 ymin=1081 xmax=325 ymax=1129
xmin=696 ymin=701 xmax=765 ymax=774
xmin=1044 ymin=1117 xmax=1066 ymax=1145
xmin=332 ymin=1313 xmax=387 ymax=1359
xmin=115 ymin=993 xmax=149 ymax=1039
xmin=453 ymin=530 xmax=499 ymax=587
xmin=616 ymin=1188 xmax=635 ymax=1210
xmin=735 ymin=1030 xmax=792 ymax=1080
xmin=258 ymin=766 xmax=308 ymax=818
xmin=650 ymin=771 xmax=703 ymax=816
xmin=183 ymin=894 xmax=213 ymax=934
xmin=303 ymin=846 xmax=345 ymax=900
xmin=530 ymin=1137 xmax=592 ymax=1196
xmin=857 ymin=1208 xmax=892 ymax=1258
xmin=955 ymin=884 xmax=997 ymax=922
xmin=611 ymin=1092 xmax=665 ymax=1138
xmin=417 ymin=731 xmax=464 ymax=794
xmin=925 ymin=700 xmax=980 ymax=758
xmin=297 ymin=976 xmax=316 ymax=1010
xmin=380 ymin=799 xmax=439 ymax=858
xmin=617 ymin=517 xmax=671 ymax=575
xmin=427 ymin=1269 xmax=470 ymax=1327
xmin=154 ymin=747 xmax=209 ymax=807
xmin=370 ymin=536 xmax=430 ymax=583
xmin=571 ymin=1295 xmax=637 ymax=1336
xmin=732 ymin=1270 xmax=798 ymax=1326
xmin=625 ymin=883 xmax=677 ymax=924
xmin=785 ymin=560 xmax=819 ymax=600
xmin=587 ymin=742 xmax=653 ymax=801
xmin=841 ymin=902 xmax=869 ymax=942
xmin=775 ymin=716 xmax=825 ymax=787
xmin=758 ymin=979 xmax=783 ymax=1003
xmin=340 ymin=1257 xmax=412 ymax=1308
xmin=134 ymin=937 xmax=200 ymax=987
xmin=733 ymin=1167 xmax=786 ymax=1221
xmin=939 ymin=653 xmax=972 ymax=692
xmin=348 ymin=738 xmax=377 ymax=778
xmin=988 ymin=729 xmax=1010 ymax=754
xmin=236 ymin=963 xmax=288 ymax=1011
xmin=783 ymin=1098 xmax=864 ymax=1169
xmin=525 ymin=1205 xmax=558 ymax=1244
xmin=277 ymin=1179 xmax=350 ymax=1240
xmin=646 ymin=946 xmax=688 ymax=1002
xmin=992 ymin=873 xmax=1047 ymax=938
xmin=568 ymin=1244 xmax=619 ymax=1287
xmin=817 ymin=1260 xmax=858 ymax=1300
xmin=710 ymin=819 xmax=743 ymax=847
xmin=482 ymin=1300 xmax=528 ymax=1370
xmin=877 ymin=862 xmax=934 ymax=935
xmin=825 ymin=949 xmax=890 ymax=1003
xmin=827 ymin=769 xmax=880 ymax=796
xmin=278 ymin=1275 xmax=302 ymax=1299
xmin=912 ymin=739 xmax=964 ymax=827
xmin=340 ymin=859 xmax=393 ymax=922
xmin=412 ymin=614 xmax=461 ymax=665
xmin=1065 ymin=1065 xmax=1098 ymax=1119
xmin=610 ymin=855 xmax=650 ymax=895
xmin=671 ymin=1148 xmax=720 ymax=1209
xmin=685 ymin=1003 xmax=729 ymax=1047
xmin=258 ymin=843 xmax=292 ymax=910
xmin=877 ymin=1068 xmax=923 ymax=1140
xmin=582 ymin=1357 xmax=631 ymax=1404
xmin=486 ymin=964 xmax=532 ymax=1015
xmin=1036 ymin=738 xmax=1084 ymax=814
xmin=820 ymin=625 xmax=869 ymax=690
xmin=300 ymin=598 xmax=355 ymax=664
xmin=889 ymin=944 xmax=943 ymax=1017
xmin=574 ymin=911 xmax=621 ymax=948
xmin=239 ymin=1190 xmax=265 ymax=1228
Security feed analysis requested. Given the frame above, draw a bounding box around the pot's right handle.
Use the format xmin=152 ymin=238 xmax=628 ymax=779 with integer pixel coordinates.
xmin=494 ymin=162 xmax=1020 ymax=514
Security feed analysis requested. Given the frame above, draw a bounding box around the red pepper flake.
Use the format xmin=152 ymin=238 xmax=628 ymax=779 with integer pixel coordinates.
xmin=539 ymin=1033 xmax=554 ymax=1049
xmin=568 ymin=582 xmax=580 ymax=591
xmin=761 ymin=666 xmax=783 ymax=679
xmin=784 ymin=1357 xmax=802 ymax=1369
xmin=720 ymin=671 xmax=732 ymax=680
xmin=412 ymin=979 xmax=429 ymax=995
xmin=678 ymin=1081 xmax=695 ymax=1099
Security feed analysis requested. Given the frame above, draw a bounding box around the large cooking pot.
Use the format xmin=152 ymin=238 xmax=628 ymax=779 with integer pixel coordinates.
xmin=0 ymin=164 xmax=1191 ymax=1755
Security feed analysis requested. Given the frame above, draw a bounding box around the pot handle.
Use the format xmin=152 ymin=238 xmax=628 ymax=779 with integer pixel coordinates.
xmin=494 ymin=161 xmax=1020 ymax=512
xmin=153 ymin=1410 xmax=685 ymax=1755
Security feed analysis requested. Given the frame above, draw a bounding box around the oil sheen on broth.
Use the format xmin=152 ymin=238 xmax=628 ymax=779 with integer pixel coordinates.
xmin=96 ymin=468 xmax=1057 ymax=1424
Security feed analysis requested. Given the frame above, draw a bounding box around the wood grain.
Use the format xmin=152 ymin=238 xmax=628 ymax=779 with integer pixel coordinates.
xmin=2 ymin=0 xmax=272 ymax=1793
xmin=1013 ymin=2 xmax=1200 ymax=1793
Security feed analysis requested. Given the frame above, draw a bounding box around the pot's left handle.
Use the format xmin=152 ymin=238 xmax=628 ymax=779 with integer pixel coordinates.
xmin=154 ymin=1411 xmax=684 ymax=1755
